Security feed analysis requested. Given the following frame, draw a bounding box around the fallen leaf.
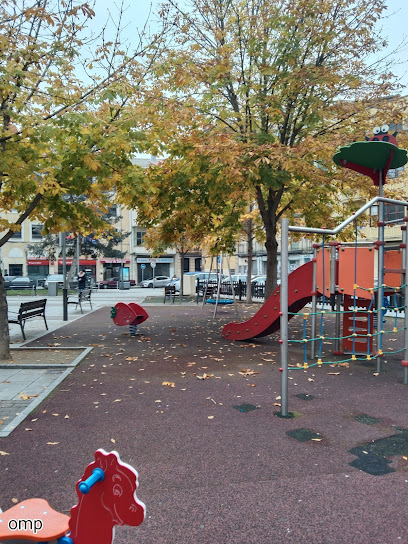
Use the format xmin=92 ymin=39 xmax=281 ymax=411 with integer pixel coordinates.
xmin=19 ymin=393 xmax=39 ymax=400
xmin=11 ymin=498 xmax=18 ymax=504
xmin=0 ymin=450 xmax=10 ymax=455
xmin=373 ymin=373 xmax=379 ymax=377
xmin=110 ymin=438 xmax=116 ymax=443
xmin=327 ymin=372 xmax=340 ymax=376
xmin=273 ymin=402 xmax=281 ymax=407
xmin=47 ymin=442 xmax=59 ymax=445
xmin=196 ymin=373 xmax=213 ymax=380
xmin=208 ymin=416 xmax=214 ymax=420
xmin=162 ymin=381 xmax=175 ymax=387
xmin=312 ymin=438 xmax=322 ymax=442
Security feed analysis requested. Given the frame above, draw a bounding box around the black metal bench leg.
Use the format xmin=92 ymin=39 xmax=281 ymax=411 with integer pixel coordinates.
xmin=20 ymin=321 xmax=26 ymax=341
xmin=43 ymin=315 xmax=48 ymax=330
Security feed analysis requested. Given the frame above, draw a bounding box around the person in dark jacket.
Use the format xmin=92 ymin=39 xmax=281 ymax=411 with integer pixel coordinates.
xmin=78 ymin=269 xmax=87 ymax=291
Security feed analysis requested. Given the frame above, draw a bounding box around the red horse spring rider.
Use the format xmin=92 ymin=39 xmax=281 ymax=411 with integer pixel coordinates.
xmin=0 ymin=449 xmax=146 ymax=543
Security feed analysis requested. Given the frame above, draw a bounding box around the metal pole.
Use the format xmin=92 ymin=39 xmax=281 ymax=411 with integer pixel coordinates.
xmin=311 ymin=244 xmax=318 ymax=360
xmin=377 ymin=170 xmax=384 ymax=372
xmin=280 ymin=219 xmax=289 ymax=416
xmin=76 ymin=235 xmax=80 ymax=283
xmin=403 ymin=217 xmax=408 ymax=384
xmin=62 ymin=232 xmax=68 ymax=321
xmin=226 ymin=254 xmax=239 ymax=317
xmin=329 ymin=243 xmax=341 ymax=353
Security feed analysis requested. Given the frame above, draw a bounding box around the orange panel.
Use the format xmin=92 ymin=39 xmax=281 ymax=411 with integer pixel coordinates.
xmin=384 ymin=250 xmax=402 ymax=288
xmin=315 ymin=248 xmax=331 ymax=297
xmin=338 ymin=247 xmax=374 ymax=300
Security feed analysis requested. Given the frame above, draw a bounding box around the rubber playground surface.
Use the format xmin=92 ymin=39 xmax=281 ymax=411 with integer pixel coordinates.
xmin=0 ymin=303 xmax=407 ymax=543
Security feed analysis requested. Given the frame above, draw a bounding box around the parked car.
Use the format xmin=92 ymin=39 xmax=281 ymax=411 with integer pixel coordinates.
xmin=4 ymin=276 xmax=35 ymax=290
xmin=140 ymin=276 xmax=171 ymax=288
xmin=168 ymin=272 xmax=227 ymax=293
xmin=222 ymin=274 xmax=253 ymax=283
xmin=97 ymin=277 xmax=136 ymax=289
xmin=44 ymin=274 xmax=78 ymax=288
xmin=251 ymin=276 xmax=267 ymax=285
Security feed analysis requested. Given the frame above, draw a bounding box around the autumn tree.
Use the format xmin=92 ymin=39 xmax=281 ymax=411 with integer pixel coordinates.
xmin=134 ymin=0 xmax=405 ymax=299
xmin=0 ymin=0 xmax=167 ymax=359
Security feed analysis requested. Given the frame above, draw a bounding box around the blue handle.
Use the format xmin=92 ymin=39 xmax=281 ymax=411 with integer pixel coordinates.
xmin=78 ymin=468 xmax=105 ymax=494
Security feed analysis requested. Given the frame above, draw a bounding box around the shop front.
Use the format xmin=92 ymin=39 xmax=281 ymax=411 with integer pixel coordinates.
xmin=27 ymin=259 xmax=50 ymax=282
xmin=100 ymin=258 xmax=131 ymax=282
xmin=136 ymin=257 xmax=174 ymax=283
xmin=57 ymin=259 xmax=97 ymax=281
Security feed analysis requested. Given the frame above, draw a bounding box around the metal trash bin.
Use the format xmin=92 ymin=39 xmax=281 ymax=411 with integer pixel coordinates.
xmin=48 ymin=281 xmax=58 ymax=296
xmin=119 ymin=281 xmax=131 ymax=290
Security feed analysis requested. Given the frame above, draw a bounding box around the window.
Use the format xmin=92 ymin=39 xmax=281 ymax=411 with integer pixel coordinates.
xmin=183 ymin=257 xmax=190 ymax=272
xmin=134 ymin=228 xmax=146 ymax=246
xmin=9 ymin=229 xmax=22 ymax=239
xmin=31 ymin=224 xmax=43 ymax=240
xmin=384 ymin=204 xmax=404 ymax=223
xmin=195 ymin=258 xmax=202 ymax=271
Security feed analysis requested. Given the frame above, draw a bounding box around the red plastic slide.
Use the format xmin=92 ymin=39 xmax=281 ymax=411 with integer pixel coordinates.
xmin=221 ymin=261 xmax=314 ymax=341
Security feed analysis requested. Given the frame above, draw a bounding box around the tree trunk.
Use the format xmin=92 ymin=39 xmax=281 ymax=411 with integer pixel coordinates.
xmin=264 ymin=230 xmax=279 ymax=299
xmin=0 ymin=272 xmax=11 ymax=360
xmin=180 ymin=247 xmax=185 ymax=296
xmin=246 ymin=218 xmax=253 ymax=304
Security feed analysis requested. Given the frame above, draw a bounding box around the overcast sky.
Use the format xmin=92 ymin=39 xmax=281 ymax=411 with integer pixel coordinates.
xmin=86 ymin=0 xmax=408 ymax=89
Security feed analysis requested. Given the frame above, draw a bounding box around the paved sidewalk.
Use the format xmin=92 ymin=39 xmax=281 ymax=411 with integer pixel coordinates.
xmin=1 ymin=288 xmax=150 ymax=437
xmin=6 ymin=287 xmax=149 ymax=345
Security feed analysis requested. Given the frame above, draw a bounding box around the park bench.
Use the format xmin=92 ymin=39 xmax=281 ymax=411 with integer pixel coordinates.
xmin=8 ymin=299 xmax=48 ymax=340
xmin=164 ymin=285 xmax=179 ymax=303
xmin=67 ymin=288 xmax=93 ymax=314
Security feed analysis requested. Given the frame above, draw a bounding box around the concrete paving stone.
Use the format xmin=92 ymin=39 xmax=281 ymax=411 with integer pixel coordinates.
xmin=0 ymin=369 xmax=22 ymax=381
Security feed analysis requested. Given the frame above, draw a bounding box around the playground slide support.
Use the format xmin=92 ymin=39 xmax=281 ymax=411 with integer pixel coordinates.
xmin=404 ymin=220 xmax=408 ymax=385
xmin=311 ymin=244 xmax=318 ymax=360
xmin=280 ymin=218 xmax=289 ymax=417
xmin=376 ymin=172 xmax=385 ymax=373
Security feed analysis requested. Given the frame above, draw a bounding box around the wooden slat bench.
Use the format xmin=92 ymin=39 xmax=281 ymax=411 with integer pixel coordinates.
xmin=67 ymin=288 xmax=93 ymax=314
xmin=8 ymin=299 xmax=48 ymax=340
xmin=164 ymin=285 xmax=179 ymax=303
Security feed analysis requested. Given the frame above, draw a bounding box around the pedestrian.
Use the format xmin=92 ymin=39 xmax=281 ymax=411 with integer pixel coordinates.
xmin=78 ymin=269 xmax=86 ymax=291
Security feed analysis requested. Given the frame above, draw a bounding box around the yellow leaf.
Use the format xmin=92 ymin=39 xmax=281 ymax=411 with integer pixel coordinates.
xmin=47 ymin=442 xmax=59 ymax=445
xmin=0 ymin=450 xmax=10 ymax=455
xmin=110 ymin=438 xmax=116 ymax=444
xmin=162 ymin=381 xmax=175 ymax=387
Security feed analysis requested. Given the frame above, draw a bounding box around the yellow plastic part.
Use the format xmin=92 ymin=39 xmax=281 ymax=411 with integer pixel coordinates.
xmin=351 ymin=354 xmax=357 ymax=360
xmin=303 ymin=363 xmax=308 ymax=369
xmin=366 ymin=355 xmax=371 ymax=360
xmin=317 ymin=359 xmax=322 ymax=366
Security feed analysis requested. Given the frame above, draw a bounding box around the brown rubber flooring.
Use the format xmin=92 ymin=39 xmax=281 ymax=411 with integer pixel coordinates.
xmin=0 ymin=304 xmax=407 ymax=543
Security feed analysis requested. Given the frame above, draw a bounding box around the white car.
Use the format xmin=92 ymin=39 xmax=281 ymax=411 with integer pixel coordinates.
xmin=44 ymin=274 xmax=78 ymax=288
xmin=140 ymin=276 xmax=171 ymax=288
